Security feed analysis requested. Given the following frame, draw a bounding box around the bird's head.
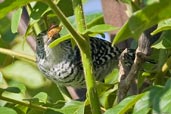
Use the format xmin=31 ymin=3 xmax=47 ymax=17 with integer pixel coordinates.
xmin=46 ymin=25 xmax=62 ymax=45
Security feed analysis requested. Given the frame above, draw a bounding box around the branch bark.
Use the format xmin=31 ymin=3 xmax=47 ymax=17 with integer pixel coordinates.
xmin=117 ymin=33 xmax=151 ymax=102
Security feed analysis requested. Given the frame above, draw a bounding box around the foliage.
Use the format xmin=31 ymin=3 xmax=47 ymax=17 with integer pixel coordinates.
xmin=0 ymin=0 xmax=171 ymax=114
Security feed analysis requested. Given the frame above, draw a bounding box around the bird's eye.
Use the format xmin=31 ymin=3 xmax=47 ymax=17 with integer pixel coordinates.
xmin=37 ymin=40 xmax=41 ymax=44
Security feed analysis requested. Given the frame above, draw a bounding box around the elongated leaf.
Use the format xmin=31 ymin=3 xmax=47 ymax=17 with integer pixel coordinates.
xmin=133 ymin=86 xmax=163 ymax=114
xmin=152 ymin=30 xmax=171 ymax=49
xmin=49 ymin=34 xmax=72 ymax=48
xmin=30 ymin=2 xmax=49 ymax=20
xmin=5 ymin=87 xmax=20 ymax=93
xmin=105 ymin=93 xmax=145 ymax=114
xmin=11 ymin=8 xmax=22 ymax=33
xmin=84 ymin=24 xmax=118 ymax=35
xmin=113 ymin=0 xmax=171 ymax=45
xmin=86 ymin=14 xmax=104 ymax=28
xmin=152 ymin=79 xmax=171 ymax=114
xmin=0 ymin=0 xmax=36 ymax=19
xmin=151 ymin=18 xmax=171 ymax=35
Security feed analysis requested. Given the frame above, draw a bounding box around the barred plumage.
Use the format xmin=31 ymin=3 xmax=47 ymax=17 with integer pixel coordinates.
xmin=36 ymin=27 xmax=134 ymax=88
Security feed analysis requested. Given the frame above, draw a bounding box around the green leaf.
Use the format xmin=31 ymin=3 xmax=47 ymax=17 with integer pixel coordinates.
xmin=14 ymin=104 xmax=28 ymax=114
xmin=23 ymin=92 xmax=48 ymax=104
xmin=57 ymin=0 xmax=74 ymax=17
xmin=47 ymin=101 xmax=84 ymax=114
xmin=8 ymin=81 xmax=26 ymax=94
xmin=86 ymin=14 xmax=104 ymax=29
xmin=105 ymin=93 xmax=145 ymax=114
xmin=0 ymin=72 xmax=3 ymax=83
xmin=0 ymin=107 xmax=17 ymax=114
xmin=84 ymin=24 xmax=118 ymax=35
xmin=2 ymin=60 xmax=48 ymax=89
xmin=113 ymin=0 xmax=171 ymax=45
xmin=152 ymin=78 xmax=171 ymax=114
xmin=5 ymin=87 xmax=20 ymax=93
xmin=60 ymin=101 xmax=84 ymax=114
xmin=11 ymin=8 xmax=22 ymax=33
xmin=97 ymin=84 xmax=117 ymax=109
xmin=152 ymin=30 xmax=171 ymax=49
xmin=133 ymin=86 xmax=163 ymax=114
xmin=120 ymin=0 xmax=131 ymax=4
xmin=0 ymin=0 xmax=35 ymax=19
xmin=151 ymin=18 xmax=171 ymax=35
xmin=45 ymin=109 xmax=62 ymax=114
xmin=30 ymin=2 xmax=49 ymax=20
xmin=0 ymin=17 xmax=17 ymax=42
xmin=105 ymin=69 xmax=119 ymax=84
xmin=33 ymin=92 xmax=48 ymax=104
xmin=49 ymin=34 xmax=72 ymax=48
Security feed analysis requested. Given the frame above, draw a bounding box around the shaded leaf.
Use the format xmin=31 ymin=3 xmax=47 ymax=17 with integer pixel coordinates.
xmin=30 ymin=2 xmax=49 ymax=20
xmin=5 ymin=87 xmax=20 ymax=93
xmin=152 ymin=78 xmax=171 ymax=114
xmin=0 ymin=107 xmax=17 ymax=114
xmin=133 ymin=86 xmax=163 ymax=114
xmin=11 ymin=8 xmax=22 ymax=33
xmin=113 ymin=0 xmax=171 ymax=45
xmin=27 ymin=109 xmax=44 ymax=114
xmin=8 ymin=81 xmax=26 ymax=94
xmin=45 ymin=109 xmax=62 ymax=114
xmin=57 ymin=0 xmax=73 ymax=17
xmin=152 ymin=30 xmax=171 ymax=49
xmin=151 ymin=18 xmax=171 ymax=35
xmin=0 ymin=0 xmax=35 ymax=19
xmin=105 ymin=93 xmax=145 ymax=114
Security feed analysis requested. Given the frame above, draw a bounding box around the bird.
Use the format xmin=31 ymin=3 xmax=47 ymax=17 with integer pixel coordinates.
xmin=35 ymin=25 xmax=134 ymax=88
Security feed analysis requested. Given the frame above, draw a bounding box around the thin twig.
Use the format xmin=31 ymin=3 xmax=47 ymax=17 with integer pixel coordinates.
xmin=117 ymin=33 xmax=150 ymax=102
xmin=0 ymin=95 xmax=47 ymax=111
xmin=0 ymin=48 xmax=36 ymax=62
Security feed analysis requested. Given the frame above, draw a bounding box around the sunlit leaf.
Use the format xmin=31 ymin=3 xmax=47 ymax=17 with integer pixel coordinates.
xmin=2 ymin=60 xmax=49 ymax=89
xmin=105 ymin=93 xmax=145 ymax=114
xmin=152 ymin=30 xmax=171 ymax=49
xmin=151 ymin=18 xmax=171 ymax=35
xmin=49 ymin=34 xmax=72 ymax=48
xmin=84 ymin=24 xmax=118 ymax=35
xmin=86 ymin=14 xmax=104 ymax=28
xmin=11 ymin=8 xmax=22 ymax=33
xmin=60 ymin=101 xmax=84 ymax=114
xmin=113 ymin=0 xmax=171 ymax=45
xmin=33 ymin=92 xmax=48 ymax=104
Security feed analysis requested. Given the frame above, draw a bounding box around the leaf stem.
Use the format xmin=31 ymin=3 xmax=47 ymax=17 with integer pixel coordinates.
xmin=72 ymin=0 xmax=86 ymax=33
xmin=0 ymin=95 xmax=47 ymax=111
xmin=0 ymin=48 xmax=36 ymax=62
xmin=42 ymin=0 xmax=101 ymax=113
